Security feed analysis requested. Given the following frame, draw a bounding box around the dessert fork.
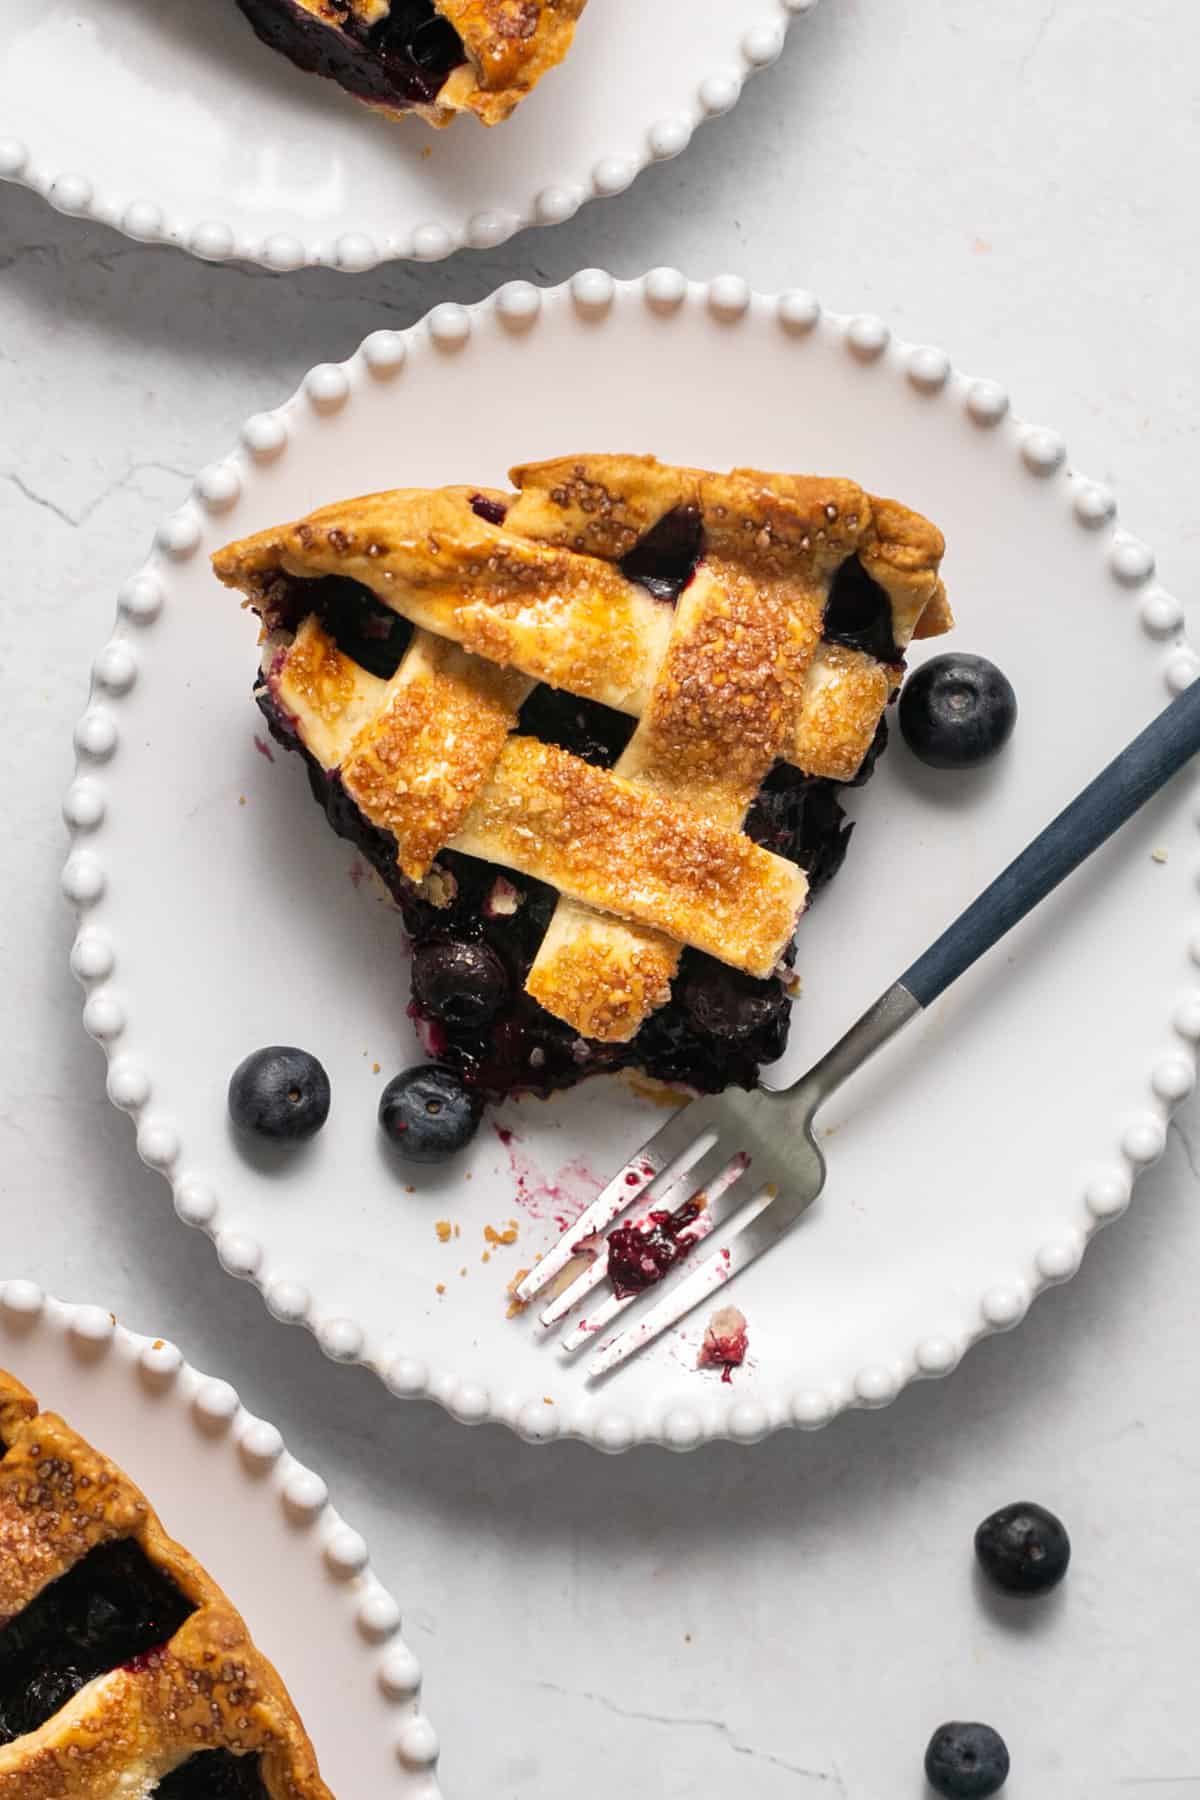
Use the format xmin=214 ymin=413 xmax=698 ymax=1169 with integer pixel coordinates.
xmin=516 ymin=674 xmax=1200 ymax=1377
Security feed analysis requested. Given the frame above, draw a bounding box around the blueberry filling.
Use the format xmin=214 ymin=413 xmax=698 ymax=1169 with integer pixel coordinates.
xmin=607 ymin=1200 xmax=703 ymax=1298
xmin=153 ymin=1751 xmax=269 ymax=1799
xmin=257 ymin=552 xmax=890 ymax=1105
xmin=0 ymin=1540 xmax=194 ymax=1745
xmin=823 ymin=555 xmax=901 ymax=664
xmin=234 ymin=0 xmax=467 ymax=110
xmin=287 ymin=574 xmax=415 ymax=681
xmin=619 ymin=505 xmax=705 ymax=602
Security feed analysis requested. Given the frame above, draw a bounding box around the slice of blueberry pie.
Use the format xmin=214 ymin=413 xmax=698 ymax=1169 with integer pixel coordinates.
xmin=0 ymin=1370 xmax=330 ymax=1798
xmin=234 ymin=0 xmax=588 ymax=127
xmin=214 ymin=455 xmax=951 ymax=1110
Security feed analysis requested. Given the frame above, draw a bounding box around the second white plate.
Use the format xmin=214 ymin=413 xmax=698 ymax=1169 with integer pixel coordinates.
xmin=63 ymin=272 xmax=1199 ymax=1451
xmin=0 ymin=1282 xmax=440 ymax=1794
xmin=0 ymin=0 xmax=811 ymax=269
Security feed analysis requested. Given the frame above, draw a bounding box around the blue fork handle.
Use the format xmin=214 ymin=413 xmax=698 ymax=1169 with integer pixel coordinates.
xmin=900 ymin=673 xmax=1200 ymax=1009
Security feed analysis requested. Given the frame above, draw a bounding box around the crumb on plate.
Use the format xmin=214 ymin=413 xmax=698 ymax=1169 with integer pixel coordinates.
xmin=698 ymin=1306 xmax=749 ymax=1381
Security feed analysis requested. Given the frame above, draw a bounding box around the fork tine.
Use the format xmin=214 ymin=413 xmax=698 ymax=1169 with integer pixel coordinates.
xmin=514 ymin=1099 xmax=718 ymax=1304
xmin=587 ymin=1181 xmax=789 ymax=1379
xmin=537 ymin=1137 xmax=740 ymax=1328
xmin=558 ymin=1150 xmax=758 ymax=1352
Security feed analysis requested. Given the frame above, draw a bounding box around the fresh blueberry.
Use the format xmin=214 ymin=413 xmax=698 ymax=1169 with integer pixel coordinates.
xmin=900 ymin=654 xmax=1017 ymax=770
xmin=379 ymin=1064 xmax=481 ymax=1163
xmin=924 ymin=1722 xmax=1010 ymax=1798
xmin=975 ymin=1501 xmax=1071 ymax=1595
xmin=228 ymin=1047 xmax=330 ymax=1143
xmin=412 ymin=939 xmax=510 ymax=1029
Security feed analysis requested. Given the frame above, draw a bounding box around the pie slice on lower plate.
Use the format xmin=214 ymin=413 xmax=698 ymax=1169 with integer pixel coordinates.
xmin=233 ymin=0 xmax=589 ymax=127
xmin=214 ymin=454 xmax=951 ymax=1114
xmin=0 ymin=1370 xmax=331 ymax=1798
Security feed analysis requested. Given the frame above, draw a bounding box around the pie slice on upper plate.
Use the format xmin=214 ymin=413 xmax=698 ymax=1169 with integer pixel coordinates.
xmin=0 ymin=1370 xmax=331 ymax=1798
xmin=214 ymin=454 xmax=951 ymax=1109
xmin=234 ymin=0 xmax=589 ymax=127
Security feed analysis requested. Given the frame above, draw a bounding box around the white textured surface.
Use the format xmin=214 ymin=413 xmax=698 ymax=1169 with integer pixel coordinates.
xmin=2 ymin=0 xmax=1200 ymax=1793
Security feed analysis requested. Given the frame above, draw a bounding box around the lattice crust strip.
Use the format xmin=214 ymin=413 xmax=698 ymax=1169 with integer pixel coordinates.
xmin=218 ymin=456 xmax=950 ymax=1042
xmin=216 ymin=462 xmax=949 ymax=785
xmin=0 ymin=1370 xmax=329 ymax=1800
xmin=274 ymin=617 xmax=809 ymax=980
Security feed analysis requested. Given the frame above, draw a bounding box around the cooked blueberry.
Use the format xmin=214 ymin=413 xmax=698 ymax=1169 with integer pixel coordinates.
xmin=823 ymin=556 xmax=900 ymax=663
xmin=154 ymin=1749 xmax=269 ymax=1798
xmin=975 ymin=1501 xmax=1070 ymax=1595
xmin=925 ymin=1722 xmax=1010 ymax=1798
xmin=412 ymin=940 xmax=510 ymax=1028
xmin=228 ymin=1047 xmax=330 ymax=1142
xmin=379 ymin=1064 xmax=480 ymax=1162
xmin=679 ymin=963 xmax=783 ymax=1044
xmin=608 ymin=1201 xmax=702 ymax=1298
xmin=368 ymin=0 xmax=466 ymax=99
xmin=900 ymin=654 xmax=1017 ymax=770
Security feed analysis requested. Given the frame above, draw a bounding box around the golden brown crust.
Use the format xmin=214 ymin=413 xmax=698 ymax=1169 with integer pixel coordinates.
xmin=214 ymin=467 xmax=946 ymax=784
xmin=452 ymin=737 xmax=808 ymax=977
xmin=439 ymin=0 xmax=587 ymax=123
xmin=216 ymin=454 xmax=949 ymax=1042
xmin=341 ymin=628 xmax=532 ymax=880
xmin=0 ymin=1370 xmax=330 ymax=1799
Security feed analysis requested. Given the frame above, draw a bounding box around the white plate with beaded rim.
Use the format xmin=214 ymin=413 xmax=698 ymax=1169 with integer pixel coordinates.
xmin=0 ymin=1281 xmax=441 ymax=1793
xmin=0 ymin=0 xmax=814 ymax=272
xmin=63 ymin=270 xmax=1198 ymax=1453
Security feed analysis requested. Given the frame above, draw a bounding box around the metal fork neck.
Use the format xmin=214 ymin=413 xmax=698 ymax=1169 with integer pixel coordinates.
xmin=791 ymin=982 xmax=922 ymax=1111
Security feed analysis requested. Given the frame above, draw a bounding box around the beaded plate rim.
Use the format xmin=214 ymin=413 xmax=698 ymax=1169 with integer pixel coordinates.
xmin=0 ymin=1280 xmax=442 ymax=1789
xmin=0 ymin=0 xmax=817 ymax=272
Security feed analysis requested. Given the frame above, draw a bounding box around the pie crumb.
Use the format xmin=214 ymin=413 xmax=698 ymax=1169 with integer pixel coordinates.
xmin=435 ymin=1283 xmax=445 ymax=1296
xmin=372 ymin=1061 xmax=381 ymax=1073
xmin=436 ymin=1220 xmax=452 ymax=1243
xmin=543 ymin=1396 xmax=554 ymax=1405
xmin=405 ymin=1184 xmax=415 ymax=1194
xmin=1151 ymin=847 xmax=1169 ymax=864
xmin=460 ymin=1266 xmax=468 ymax=1277
xmin=698 ymin=1306 xmax=749 ymax=1381
xmin=482 ymin=1251 xmax=491 ymax=1263
xmin=238 ymin=795 xmax=246 ymax=807
xmin=506 ymin=1270 xmax=531 ymax=1317
xmin=454 ymin=1224 xmax=461 ymax=1238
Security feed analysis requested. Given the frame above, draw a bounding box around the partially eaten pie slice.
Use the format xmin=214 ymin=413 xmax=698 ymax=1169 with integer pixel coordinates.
xmin=214 ymin=454 xmax=951 ymax=1106
xmin=234 ymin=0 xmax=588 ymax=127
xmin=0 ymin=1370 xmax=331 ymax=1798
